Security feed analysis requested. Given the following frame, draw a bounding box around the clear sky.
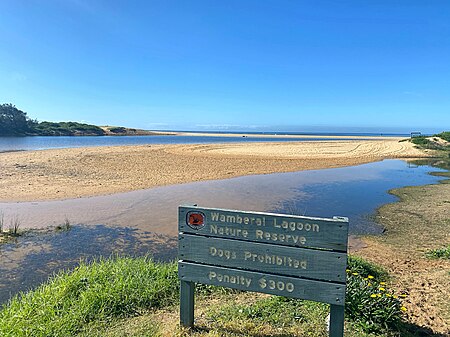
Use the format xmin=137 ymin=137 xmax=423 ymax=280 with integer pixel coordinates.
xmin=0 ymin=1 xmax=449 ymax=133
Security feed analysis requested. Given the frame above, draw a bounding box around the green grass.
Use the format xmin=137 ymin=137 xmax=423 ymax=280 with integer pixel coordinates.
xmin=0 ymin=256 xmax=178 ymax=337
xmin=347 ymin=255 xmax=389 ymax=281
xmin=0 ymin=255 xmax=413 ymax=337
xmin=425 ymin=245 xmax=450 ymax=259
xmin=205 ymin=294 xmax=408 ymax=337
xmin=207 ymin=296 xmax=330 ymax=335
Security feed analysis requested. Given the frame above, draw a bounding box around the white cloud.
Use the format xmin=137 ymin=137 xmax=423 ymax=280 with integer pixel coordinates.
xmin=402 ymin=91 xmax=423 ymax=97
xmin=146 ymin=122 xmax=169 ymax=127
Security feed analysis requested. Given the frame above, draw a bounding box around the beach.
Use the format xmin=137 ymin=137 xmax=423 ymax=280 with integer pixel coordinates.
xmin=1 ymin=137 xmax=449 ymax=333
xmin=0 ymin=138 xmax=427 ymax=202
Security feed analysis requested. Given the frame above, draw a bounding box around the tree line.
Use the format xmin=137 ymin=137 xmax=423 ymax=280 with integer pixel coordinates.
xmin=0 ymin=103 xmax=104 ymax=136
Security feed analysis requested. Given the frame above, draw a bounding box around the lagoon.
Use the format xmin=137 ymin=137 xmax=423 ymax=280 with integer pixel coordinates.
xmin=0 ymin=134 xmax=383 ymax=152
xmin=0 ymin=159 xmax=446 ymax=304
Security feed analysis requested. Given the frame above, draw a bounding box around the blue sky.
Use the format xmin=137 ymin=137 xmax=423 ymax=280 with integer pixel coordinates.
xmin=1 ymin=1 xmax=449 ymax=133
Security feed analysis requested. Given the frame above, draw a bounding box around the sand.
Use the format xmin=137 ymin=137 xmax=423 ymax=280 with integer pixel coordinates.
xmin=177 ymin=131 xmax=406 ymax=140
xmin=0 ymin=138 xmax=428 ymax=202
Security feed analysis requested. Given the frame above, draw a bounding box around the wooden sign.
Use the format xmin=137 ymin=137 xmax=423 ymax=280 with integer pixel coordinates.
xmin=178 ymin=206 xmax=349 ymax=337
xmin=179 ymin=207 xmax=348 ymax=251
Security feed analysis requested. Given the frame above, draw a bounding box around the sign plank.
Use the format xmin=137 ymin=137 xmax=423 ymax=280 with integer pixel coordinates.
xmin=179 ymin=262 xmax=346 ymax=305
xmin=179 ymin=206 xmax=348 ymax=252
xmin=179 ymin=234 xmax=347 ymax=282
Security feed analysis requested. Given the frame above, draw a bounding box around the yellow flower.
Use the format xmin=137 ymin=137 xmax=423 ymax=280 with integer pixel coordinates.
xmin=367 ymin=275 xmax=374 ymax=279
xmin=393 ymin=295 xmax=398 ymax=299
xmin=400 ymin=294 xmax=407 ymax=298
xmin=377 ymin=294 xmax=382 ymax=297
xmin=346 ymin=269 xmax=351 ymax=273
xmin=379 ymin=287 xmax=385 ymax=291
xmin=380 ymin=282 xmax=386 ymax=285
xmin=352 ymin=272 xmax=358 ymax=275
xmin=386 ymin=294 xmax=392 ymax=297
xmin=368 ymin=283 xmax=372 ymax=286
xmin=370 ymin=294 xmax=377 ymax=298
xmin=401 ymin=306 xmax=407 ymax=312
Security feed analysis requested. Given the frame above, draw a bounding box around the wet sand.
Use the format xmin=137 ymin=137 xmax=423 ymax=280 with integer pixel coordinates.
xmin=0 ymin=139 xmax=428 ymax=202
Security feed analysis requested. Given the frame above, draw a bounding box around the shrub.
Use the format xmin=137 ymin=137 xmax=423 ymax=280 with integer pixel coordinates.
xmin=34 ymin=121 xmax=105 ymax=136
xmin=345 ymin=256 xmax=405 ymax=333
xmin=109 ymin=127 xmax=127 ymax=133
xmin=425 ymin=245 xmax=450 ymax=259
xmin=411 ymin=136 xmax=431 ymax=146
xmin=435 ymin=132 xmax=450 ymax=142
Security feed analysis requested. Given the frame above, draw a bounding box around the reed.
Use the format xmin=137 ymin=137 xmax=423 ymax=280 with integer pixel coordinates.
xmin=8 ymin=215 xmax=21 ymax=236
xmin=56 ymin=217 xmax=71 ymax=231
xmin=0 ymin=211 xmax=4 ymax=233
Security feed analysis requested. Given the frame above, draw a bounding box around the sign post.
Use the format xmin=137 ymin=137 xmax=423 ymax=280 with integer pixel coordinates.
xmin=178 ymin=206 xmax=349 ymax=336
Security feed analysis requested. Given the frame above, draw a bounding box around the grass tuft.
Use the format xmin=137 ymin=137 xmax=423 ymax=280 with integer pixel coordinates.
xmin=56 ymin=217 xmax=71 ymax=231
xmin=8 ymin=215 xmax=21 ymax=236
xmin=425 ymin=245 xmax=450 ymax=259
xmin=347 ymin=255 xmax=389 ymax=281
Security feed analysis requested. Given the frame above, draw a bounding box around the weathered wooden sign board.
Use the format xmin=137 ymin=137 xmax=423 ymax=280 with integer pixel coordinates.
xmin=178 ymin=205 xmax=349 ymax=337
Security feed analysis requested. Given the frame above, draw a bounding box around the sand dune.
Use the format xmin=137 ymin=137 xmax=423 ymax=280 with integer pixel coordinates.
xmin=0 ymin=139 xmax=428 ymax=202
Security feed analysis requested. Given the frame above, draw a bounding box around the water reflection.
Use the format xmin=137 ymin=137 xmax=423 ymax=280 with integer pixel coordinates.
xmin=0 ymin=160 xmax=445 ymax=235
xmin=0 ymin=225 xmax=177 ymax=305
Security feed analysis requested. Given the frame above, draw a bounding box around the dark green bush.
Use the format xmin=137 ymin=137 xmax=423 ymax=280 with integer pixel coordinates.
xmin=435 ymin=132 xmax=450 ymax=142
xmin=411 ymin=136 xmax=431 ymax=146
xmin=35 ymin=121 xmax=105 ymax=136
xmin=109 ymin=127 xmax=127 ymax=133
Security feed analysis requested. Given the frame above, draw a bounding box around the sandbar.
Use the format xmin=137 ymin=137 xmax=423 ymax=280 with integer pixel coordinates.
xmin=0 ymin=139 xmax=428 ymax=202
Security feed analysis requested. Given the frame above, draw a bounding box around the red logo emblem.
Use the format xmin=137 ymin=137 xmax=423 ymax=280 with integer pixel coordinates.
xmin=186 ymin=212 xmax=205 ymax=230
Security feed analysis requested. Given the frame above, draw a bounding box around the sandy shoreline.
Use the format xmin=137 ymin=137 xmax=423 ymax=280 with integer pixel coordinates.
xmin=176 ymin=131 xmax=406 ymax=140
xmin=0 ymin=139 xmax=428 ymax=202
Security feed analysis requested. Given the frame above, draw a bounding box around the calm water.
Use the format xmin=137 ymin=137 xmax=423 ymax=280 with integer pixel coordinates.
xmin=0 ymin=159 xmax=446 ymax=304
xmin=0 ymin=134 xmax=380 ymax=152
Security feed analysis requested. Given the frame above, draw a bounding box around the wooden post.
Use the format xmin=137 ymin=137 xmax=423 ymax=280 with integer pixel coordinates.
xmin=180 ymin=280 xmax=195 ymax=327
xmin=329 ymin=304 xmax=345 ymax=337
